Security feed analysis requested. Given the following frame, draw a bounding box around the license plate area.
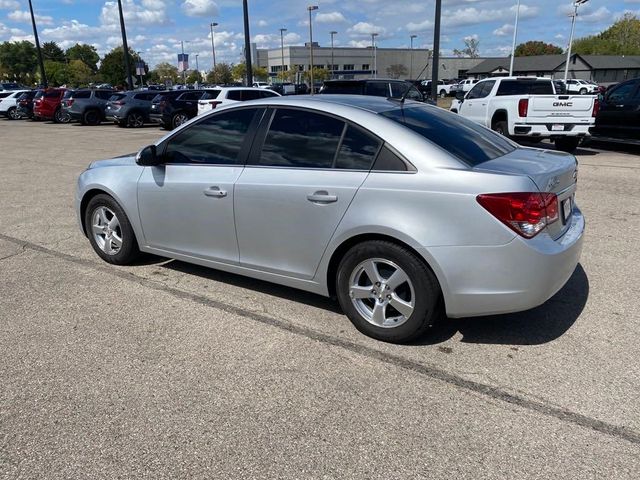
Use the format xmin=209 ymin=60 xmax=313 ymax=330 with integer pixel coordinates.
xmin=561 ymin=196 xmax=573 ymax=224
xmin=552 ymin=124 xmax=565 ymax=131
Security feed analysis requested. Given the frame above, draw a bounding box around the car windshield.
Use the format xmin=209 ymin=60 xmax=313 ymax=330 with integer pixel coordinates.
xmin=34 ymin=90 xmax=44 ymax=99
xmin=380 ymin=105 xmax=517 ymax=167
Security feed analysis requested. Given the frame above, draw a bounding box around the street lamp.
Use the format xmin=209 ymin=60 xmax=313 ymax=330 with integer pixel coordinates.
xmin=279 ymin=28 xmax=287 ymax=84
xmin=210 ymin=22 xmax=218 ymax=84
xmin=117 ymin=0 xmax=133 ymax=90
xmin=195 ymin=53 xmax=200 ymax=85
xmin=27 ymin=0 xmax=47 ymax=87
xmin=431 ymin=0 xmax=442 ymax=101
xmin=371 ymin=33 xmax=378 ymax=79
xmin=307 ymin=5 xmax=319 ymax=94
xmin=564 ymin=0 xmax=589 ymax=82
xmin=330 ymin=31 xmax=337 ymax=79
xmin=242 ymin=0 xmax=253 ymax=86
xmin=410 ymin=34 xmax=417 ymax=79
xmin=509 ymin=0 xmax=521 ymax=76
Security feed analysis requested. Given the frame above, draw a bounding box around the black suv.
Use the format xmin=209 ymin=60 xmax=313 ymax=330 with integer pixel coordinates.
xmin=591 ymin=78 xmax=640 ymax=141
xmin=320 ymin=79 xmax=424 ymax=102
xmin=105 ymin=90 xmax=160 ymax=128
xmin=61 ymin=89 xmax=115 ymax=125
xmin=149 ymin=90 xmax=206 ymax=130
xmin=16 ymin=90 xmax=38 ymax=119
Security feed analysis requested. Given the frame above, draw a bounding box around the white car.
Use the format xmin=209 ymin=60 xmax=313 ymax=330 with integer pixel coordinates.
xmin=0 ymin=90 xmax=30 ymax=120
xmin=252 ymin=82 xmax=271 ymax=89
xmin=563 ymin=79 xmax=599 ymax=95
xmin=197 ymin=87 xmax=280 ymax=116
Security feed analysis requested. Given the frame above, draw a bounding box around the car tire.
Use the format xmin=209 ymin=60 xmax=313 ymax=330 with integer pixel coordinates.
xmin=555 ymin=137 xmax=580 ymax=153
xmin=84 ymin=194 xmax=140 ymax=265
xmin=7 ymin=107 xmax=21 ymax=120
xmin=82 ymin=109 xmax=101 ymax=126
xmin=439 ymin=90 xmax=447 ymax=98
xmin=53 ymin=108 xmax=66 ymax=124
xmin=579 ymin=88 xmax=587 ymax=95
xmin=126 ymin=111 xmax=145 ymax=128
xmin=336 ymin=240 xmax=442 ymax=344
xmin=171 ymin=112 xmax=189 ymax=129
xmin=492 ymin=120 xmax=509 ymax=137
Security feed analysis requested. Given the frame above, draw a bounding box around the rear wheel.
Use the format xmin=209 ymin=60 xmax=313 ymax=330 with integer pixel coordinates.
xmin=53 ymin=108 xmax=68 ymax=123
xmin=83 ymin=109 xmax=101 ymax=126
xmin=171 ymin=112 xmax=189 ymax=129
xmin=439 ymin=89 xmax=447 ymax=98
xmin=555 ymin=137 xmax=580 ymax=153
xmin=7 ymin=107 xmax=21 ymax=120
xmin=579 ymin=88 xmax=587 ymax=95
xmin=336 ymin=240 xmax=441 ymax=343
xmin=492 ymin=120 xmax=509 ymax=137
xmin=126 ymin=111 xmax=145 ymax=128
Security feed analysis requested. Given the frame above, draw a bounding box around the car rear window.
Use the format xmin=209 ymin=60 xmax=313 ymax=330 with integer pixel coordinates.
xmin=496 ymin=80 xmax=554 ymax=96
xmin=108 ymin=94 xmax=127 ymax=101
xmin=34 ymin=90 xmax=44 ymax=99
xmin=44 ymin=90 xmax=61 ymax=98
xmin=380 ymin=105 xmax=516 ymax=167
xmin=321 ymin=83 xmax=364 ymax=95
xmin=201 ymin=90 xmax=221 ymax=100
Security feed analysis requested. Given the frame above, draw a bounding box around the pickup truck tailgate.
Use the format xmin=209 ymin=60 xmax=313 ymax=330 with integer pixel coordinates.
xmin=528 ymin=95 xmax=594 ymax=119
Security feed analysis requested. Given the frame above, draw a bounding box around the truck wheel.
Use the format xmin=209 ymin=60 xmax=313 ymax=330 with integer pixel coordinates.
xmin=439 ymin=90 xmax=447 ymax=98
xmin=492 ymin=120 xmax=509 ymax=137
xmin=555 ymin=137 xmax=580 ymax=153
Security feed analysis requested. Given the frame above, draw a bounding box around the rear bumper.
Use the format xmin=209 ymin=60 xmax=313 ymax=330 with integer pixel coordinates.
xmin=512 ymin=123 xmax=592 ymax=137
xmin=423 ymin=207 xmax=585 ymax=318
xmin=149 ymin=113 xmax=166 ymax=124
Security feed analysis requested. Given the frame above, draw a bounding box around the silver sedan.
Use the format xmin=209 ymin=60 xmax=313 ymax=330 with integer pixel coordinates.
xmin=76 ymin=95 xmax=584 ymax=343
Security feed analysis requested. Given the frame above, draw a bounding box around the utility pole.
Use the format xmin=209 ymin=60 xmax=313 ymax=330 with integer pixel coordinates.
xmin=280 ymin=28 xmax=287 ymax=83
xmin=307 ymin=5 xmax=318 ymax=94
xmin=242 ymin=0 xmax=253 ymax=87
xmin=210 ymin=22 xmax=218 ymax=84
xmin=509 ymin=0 xmax=521 ymax=76
xmin=410 ymin=34 xmax=417 ymax=79
xmin=27 ymin=0 xmax=47 ymax=87
xmin=564 ymin=0 xmax=589 ymax=82
xmin=181 ymin=40 xmax=186 ymax=86
xmin=371 ymin=33 xmax=378 ymax=79
xmin=330 ymin=31 xmax=337 ymax=79
xmin=117 ymin=0 xmax=133 ymax=90
xmin=430 ymin=0 xmax=442 ymax=101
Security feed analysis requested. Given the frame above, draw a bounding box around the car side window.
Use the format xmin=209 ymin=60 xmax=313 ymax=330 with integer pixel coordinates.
xmin=335 ymin=125 xmax=382 ymax=170
xmin=178 ymin=92 xmax=200 ymax=101
xmin=163 ymin=108 xmax=258 ymax=165
xmin=372 ymin=145 xmax=409 ymax=172
xmin=260 ymin=90 xmax=278 ymax=98
xmin=365 ymin=82 xmax=390 ymax=97
xmin=241 ymin=90 xmax=262 ymax=101
xmin=257 ymin=108 xmax=344 ymax=168
xmin=467 ymin=83 xmax=485 ymax=99
xmin=607 ymin=82 xmax=637 ymax=103
xmin=95 ymin=91 xmax=112 ymax=100
xmin=405 ymin=86 xmax=423 ymax=101
xmin=480 ymin=80 xmax=496 ymax=97
xmin=227 ymin=91 xmax=242 ymax=101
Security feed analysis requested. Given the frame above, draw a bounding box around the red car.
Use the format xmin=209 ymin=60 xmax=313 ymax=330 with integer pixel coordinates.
xmin=33 ymin=88 xmax=68 ymax=122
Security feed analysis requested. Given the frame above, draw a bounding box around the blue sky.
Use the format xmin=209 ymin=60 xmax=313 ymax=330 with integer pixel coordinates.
xmin=0 ymin=0 xmax=637 ymax=70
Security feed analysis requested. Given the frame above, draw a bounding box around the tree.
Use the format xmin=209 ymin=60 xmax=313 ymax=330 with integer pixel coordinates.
xmin=186 ymin=70 xmax=203 ymax=84
xmin=206 ymin=63 xmax=233 ymax=84
xmin=386 ymin=64 xmax=408 ymax=79
xmin=98 ymin=46 xmax=143 ymax=88
xmin=66 ymin=43 xmax=100 ymax=73
xmin=67 ymin=59 xmax=94 ymax=87
xmin=573 ymin=14 xmax=640 ymax=55
xmin=0 ymin=41 xmax=38 ymax=83
xmin=453 ymin=37 xmax=480 ymax=58
xmin=515 ymin=41 xmax=563 ymax=56
xmin=42 ymin=41 xmax=66 ymax=63
xmin=149 ymin=62 xmax=179 ymax=84
xmin=302 ymin=66 xmax=329 ymax=84
xmin=231 ymin=63 xmax=270 ymax=83
xmin=44 ymin=60 xmax=68 ymax=86
xmin=253 ymin=66 xmax=268 ymax=81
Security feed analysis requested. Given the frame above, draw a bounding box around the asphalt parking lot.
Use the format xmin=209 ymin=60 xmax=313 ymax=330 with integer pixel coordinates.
xmin=1 ymin=119 xmax=639 ymax=479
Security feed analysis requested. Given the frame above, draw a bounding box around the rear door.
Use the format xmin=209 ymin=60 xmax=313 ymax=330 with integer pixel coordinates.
xmin=234 ymin=107 xmax=381 ymax=279
xmin=596 ymin=80 xmax=640 ymax=138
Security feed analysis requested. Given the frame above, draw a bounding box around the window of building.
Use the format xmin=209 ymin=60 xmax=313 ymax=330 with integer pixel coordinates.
xmin=362 ymin=64 xmax=370 ymax=71
xmin=343 ymin=64 xmax=355 ymax=71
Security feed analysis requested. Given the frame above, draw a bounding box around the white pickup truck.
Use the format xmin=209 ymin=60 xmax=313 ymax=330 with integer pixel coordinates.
xmin=450 ymin=77 xmax=598 ymax=152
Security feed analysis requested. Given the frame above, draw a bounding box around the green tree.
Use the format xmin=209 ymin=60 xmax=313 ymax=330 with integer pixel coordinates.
xmin=302 ymin=66 xmax=329 ymax=84
xmin=232 ymin=63 xmax=271 ymax=83
xmin=42 ymin=41 xmax=66 ymax=63
xmin=98 ymin=46 xmax=143 ymax=88
xmin=44 ymin=60 xmax=69 ymax=86
xmin=206 ymin=63 xmax=233 ymax=84
xmin=67 ymin=59 xmax=94 ymax=87
xmin=386 ymin=64 xmax=408 ymax=79
xmin=453 ymin=37 xmax=480 ymax=58
xmin=0 ymin=41 xmax=38 ymax=83
xmin=515 ymin=41 xmax=563 ymax=56
xmin=253 ymin=66 xmax=268 ymax=81
xmin=573 ymin=14 xmax=640 ymax=55
xmin=66 ymin=43 xmax=100 ymax=73
xmin=186 ymin=70 xmax=203 ymax=84
xmin=149 ymin=62 xmax=179 ymax=84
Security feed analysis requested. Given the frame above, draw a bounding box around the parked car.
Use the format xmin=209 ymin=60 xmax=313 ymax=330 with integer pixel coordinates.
xmin=0 ymin=89 xmax=30 ymax=119
xmin=16 ymin=90 xmax=39 ymax=119
xmin=269 ymin=82 xmax=297 ymax=95
xmin=33 ymin=87 xmax=68 ymax=122
xmin=61 ymin=88 xmax=115 ymax=125
xmin=320 ymin=79 xmax=424 ymax=101
xmin=0 ymin=82 xmax=27 ymax=92
xmin=421 ymin=80 xmax=455 ymax=98
xmin=252 ymin=82 xmax=271 ymax=89
xmin=149 ymin=89 xmax=207 ymax=130
xmin=590 ymin=78 xmax=640 ymax=141
xmin=104 ymin=90 xmax=159 ymax=128
xmin=197 ymin=87 xmax=280 ymax=116
xmin=76 ymin=95 xmax=583 ymax=343
xmin=562 ymin=79 xmax=599 ymax=95
xmin=451 ymin=77 xmax=597 ymax=152
xmin=450 ymin=78 xmax=479 ymax=95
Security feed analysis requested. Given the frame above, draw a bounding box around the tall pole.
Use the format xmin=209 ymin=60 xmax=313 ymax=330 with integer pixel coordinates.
xmin=210 ymin=22 xmax=218 ymax=84
xmin=308 ymin=6 xmax=318 ymax=94
xmin=431 ymin=0 xmax=442 ymax=101
xmin=280 ymin=28 xmax=287 ymax=84
xmin=564 ymin=0 xmax=588 ymax=82
xmin=195 ymin=54 xmax=199 ymax=85
xmin=181 ymin=40 xmax=186 ymax=86
xmin=371 ymin=33 xmax=378 ymax=79
xmin=330 ymin=31 xmax=337 ymax=80
xmin=243 ymin=0 xmax=253 ymax=86
xmin=509 ymin=0 xmax=521 ymax=76
xmin=410 ymin=34 xmax=417 ymax=79
xmin=27 ymin=0 xmax=47 ymax=87
xmin=117 ymin=0 xmax=133 ymax=90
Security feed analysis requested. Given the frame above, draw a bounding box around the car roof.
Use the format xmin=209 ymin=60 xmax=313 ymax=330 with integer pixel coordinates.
xmin=324 ymin=79 xmax=408 ymax=85
xmin=234 ymin=94 xmax=414 ymax=114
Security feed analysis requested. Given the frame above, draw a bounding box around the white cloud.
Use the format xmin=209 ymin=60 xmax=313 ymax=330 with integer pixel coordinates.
xmin=257 ymin=20 xmax=268 ymax=27
xmin=7 ymin=10 xmax=54 ymax=26
xmin=493 ymin=24 xmax=514 ymax=37
xmin=316 ymin=12 xmax=348 ymax=24
xmin=348 ymin=21 xmax=386 ymax=37
xmin=181 ymin=0 xmax=219 ymax=17
xmin=406 ymin=19 xmax=432 ymax=33
xmin=100 ymin=0 xmax=169 ymax=27
xmin=0 ymin=0 xmax=19 ymax=9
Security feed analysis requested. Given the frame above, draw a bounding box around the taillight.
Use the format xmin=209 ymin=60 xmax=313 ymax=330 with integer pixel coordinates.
xmin=477 ymin=192 xmax=559 ymax=239
xmin=113 ymin=100 xmax=125 ymax=106
xmin=66 ymin=99 xmax=74 ymax=107
xmin=209 ymin=101 xmax=222 ymax=110
xmin=592 ymin=98 xmax=599 ymax=117
xmin=518 ymin=98 xmax=529 ymax=118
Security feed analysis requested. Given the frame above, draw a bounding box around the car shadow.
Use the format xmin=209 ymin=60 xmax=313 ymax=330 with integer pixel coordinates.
xmin=153 ymin=256 xmax=587 ymax=346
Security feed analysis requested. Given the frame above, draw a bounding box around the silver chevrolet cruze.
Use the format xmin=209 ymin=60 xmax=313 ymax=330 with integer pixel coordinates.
xmin=76 ymin=95 xmax=584 ymax=343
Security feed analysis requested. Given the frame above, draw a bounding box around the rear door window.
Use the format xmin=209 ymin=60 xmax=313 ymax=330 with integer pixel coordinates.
xmin=201 ymin=90 xmax=221 ymax=100
xmin=95 ymin=90 xmax=113 ymax=100
xmin=226 ymin=91 xmax=242 ymax=101
xmin=335 ymin=125 xmax=382 ymax=170
xmin=241 ymin=90 xmax=262 ymax=101
xmin=73 ymin=91 xmax=91 ymax=99
xmin=365 ymin=82 xmax=390 ymax=97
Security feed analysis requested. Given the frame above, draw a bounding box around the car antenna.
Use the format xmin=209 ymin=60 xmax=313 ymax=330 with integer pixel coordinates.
xmin=396 ymin=60 xmax=430 ymax=104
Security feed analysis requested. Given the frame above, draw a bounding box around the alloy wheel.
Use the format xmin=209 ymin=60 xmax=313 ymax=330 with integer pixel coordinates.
xmin=127 ymin=112 xmax=144 ymax=128
xmin=8 ymin=107 xmax=21 ymax=120
xmin=349 ymin=258 xmax=415 ymax=328
xmin=91 ymin=206 xmax=123 ymax=255
xmin=173 ymin=113 xmax=188 ymax=129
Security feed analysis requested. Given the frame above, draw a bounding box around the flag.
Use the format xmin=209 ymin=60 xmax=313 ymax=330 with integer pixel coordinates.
xmin=178 ymin=53 xmax=189 ymax=72
xmin=135 ymin=62 xmax=145 ymax=76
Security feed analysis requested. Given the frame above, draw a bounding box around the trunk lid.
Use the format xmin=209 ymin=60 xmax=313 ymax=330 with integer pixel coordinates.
xmin=474 ymin=147 xmax=578 ymax=239
xmin=527 ymin=95 xmax=594 ymax=119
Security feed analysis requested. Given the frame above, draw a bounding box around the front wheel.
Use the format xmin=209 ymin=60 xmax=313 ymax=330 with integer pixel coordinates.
xmin=7 ymin=107 xmax=21 ymax=120
xmin=83 ymin=109 xmax=101 ymax=126
xmin=171 ymin=112 xmax=189 ymax=129
xmin=53 ymin=108 xmax=68 ymax=123
xmin=126 ymin=111 xmax=145 ymax=128
xmin=439 ymin=90 xmax=447 ymax=98
xmin=555 ymin=137 xmax=580 ymax=153
xmin=579 ymin=88 xmax=587 ymax=95
xmin=336 ymin=241 xmax=442 ymax=343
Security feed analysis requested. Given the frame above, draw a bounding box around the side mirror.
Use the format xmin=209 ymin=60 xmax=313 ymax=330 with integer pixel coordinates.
xmin=136 ymin=145 xmax=161 ymax=166
xmin=455 ymin=90 xmax=465 ymax=101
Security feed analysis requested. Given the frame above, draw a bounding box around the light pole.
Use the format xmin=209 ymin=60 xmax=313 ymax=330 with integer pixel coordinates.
xmin=410 ymin=34 xmax=417 ymax=79
xmin=117 ymin=0 xmax=133 ymax=90
xmin=431 ymin=0 xmax=442 ymax=101
xmin=210 ymin=22 xmax=218 ymax=84
xmin=371 ymin=33 xmax=378 ymax=79
xmin=307 ymin=5 xmax=318 ymax=94
xmin=242 ymin=0 xmax=253 ymax=87
xmin=330 ymin=31 xmax=337 ymax=79
xmin=180 ymin=40 xmax=187 ymax=86
xmin=27 ymin=0 xmax=47 ymax=87
xmin=564 ymin=0 xmax=589 ymax=82
xmin=279 ymin=28 xmax=287 ymax=84
xmin=195 ymin=53 xmax=200 ymax=85
xmin=509 ymin=0 xmax=521 ymax=76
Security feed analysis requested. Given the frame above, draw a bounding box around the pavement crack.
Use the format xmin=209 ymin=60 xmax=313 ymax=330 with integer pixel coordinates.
xmin=0 ymin=244 xmax=27 ymax=262
xmin=2 ymin=231 xmax=640 ymax=447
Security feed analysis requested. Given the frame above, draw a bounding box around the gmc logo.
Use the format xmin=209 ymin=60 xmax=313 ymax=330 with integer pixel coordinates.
xmin=553 ymin=102 xmax=573 ymax=107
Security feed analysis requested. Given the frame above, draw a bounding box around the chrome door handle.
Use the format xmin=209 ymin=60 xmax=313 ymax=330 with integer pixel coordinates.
xmin=307 ymin=191 xmax=338 ymax=204
xmin=203 ymin=187 xmax=227 ymax=198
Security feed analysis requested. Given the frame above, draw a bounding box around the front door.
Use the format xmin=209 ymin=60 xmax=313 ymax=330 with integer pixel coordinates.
xmin=596 ymin=81 xmax=640 ymax=138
